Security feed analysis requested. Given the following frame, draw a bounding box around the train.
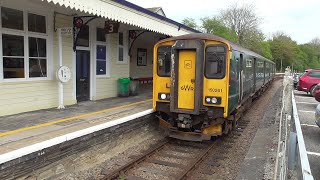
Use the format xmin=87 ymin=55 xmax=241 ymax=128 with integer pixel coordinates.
xmin=153 ymin=33 xmax=275 ymax=141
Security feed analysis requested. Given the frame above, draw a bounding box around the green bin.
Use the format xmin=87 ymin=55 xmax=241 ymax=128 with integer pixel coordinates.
xmin=118 ymin=78 xmax=131 ymax=97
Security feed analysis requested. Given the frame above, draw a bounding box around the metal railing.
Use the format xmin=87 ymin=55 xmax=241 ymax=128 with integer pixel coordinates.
xmin=288 ymin=92 xmax=314 ymax=180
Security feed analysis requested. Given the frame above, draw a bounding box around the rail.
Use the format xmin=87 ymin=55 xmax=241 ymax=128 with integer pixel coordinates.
xmin=288 ymin=91 xmax=314 ymax=180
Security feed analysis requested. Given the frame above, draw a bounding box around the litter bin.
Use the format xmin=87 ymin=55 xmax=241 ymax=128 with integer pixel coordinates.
xmin=118 ymin=78 xmax=130 ymax=97
xmin=129 ymin=79 xmax=139 ymax=96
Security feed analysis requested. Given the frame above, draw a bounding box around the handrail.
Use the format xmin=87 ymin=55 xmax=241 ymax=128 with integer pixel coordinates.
xmin=291 ymin=91 xmax=314 ymax=180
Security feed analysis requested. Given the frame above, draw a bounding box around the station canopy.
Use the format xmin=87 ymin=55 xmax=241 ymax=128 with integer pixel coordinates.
xmin=41 ymin=0 xmax=198 ymax=36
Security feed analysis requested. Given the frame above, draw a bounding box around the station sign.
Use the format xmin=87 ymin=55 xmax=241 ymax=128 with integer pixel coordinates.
xmin=105 ymin=21 xmax=120 ymax=34
xmin=60 ymin=27 xmax=73 ymax=36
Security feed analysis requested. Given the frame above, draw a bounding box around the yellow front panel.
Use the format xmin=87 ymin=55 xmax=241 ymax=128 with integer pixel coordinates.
xmin=178 ymin=50 xmax=196 ymax=109
xmin=203 ymin=41 xmax=231 ymax=118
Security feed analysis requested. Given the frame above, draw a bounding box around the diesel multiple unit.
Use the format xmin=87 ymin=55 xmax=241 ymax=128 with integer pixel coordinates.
xmin=153 ymin=33 xmax=275 ymax=141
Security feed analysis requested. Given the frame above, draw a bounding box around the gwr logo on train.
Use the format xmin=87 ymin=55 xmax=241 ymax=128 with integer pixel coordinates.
xmin=180 ymin=84 xmax=194 ymax=91
xmin=184 ymin=60 xmax=192 ymax=69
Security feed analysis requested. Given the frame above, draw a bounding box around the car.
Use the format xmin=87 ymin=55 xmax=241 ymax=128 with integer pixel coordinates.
xmin=297 ymin=69 xmax=320 ymax=96
xmin=313 ymin=83 xmax=320 ymax=102
xmin=315 ymin=104 xmax=320 ymax=127
xmin=293 ymin=73 xmax=302 ymax=89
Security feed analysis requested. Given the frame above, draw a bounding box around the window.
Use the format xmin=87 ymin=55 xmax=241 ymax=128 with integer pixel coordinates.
xmin=96 ymin=45 xmax=108 ymax=75
xmin=29 ymin=37 xmax=47 ymax=77
xmin=157 ymin=46 xmax=171 ymax=77
xmin=118 ymin=32 xmax=124 ymax=62
xmin=205 ymin=45 xmax=226 ymax=79
xmin=28 ymin=13 xmax=46 ymax=33
xmin=1 ymin=7 xmax=23 ymax=30
xmin=246 ymin=59 xmax=252 ymax=67
xmin=96 ymin=27 xmax=110 ymax=76
xmin=96 ymin=28 xmax=106 ymax=42
xmin=0 ymin=7 xmax=49 ymax=80
xmin=3 ymin=34 xmax=24 ymax=78
xmin=308 ymin=71 xmax=320 ymax=78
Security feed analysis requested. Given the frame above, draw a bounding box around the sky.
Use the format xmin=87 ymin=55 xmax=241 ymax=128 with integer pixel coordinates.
xmin=127 ymin=0 xmax=320 ymax=44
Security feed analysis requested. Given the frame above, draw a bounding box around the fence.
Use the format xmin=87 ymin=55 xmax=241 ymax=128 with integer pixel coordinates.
xmin=274 ymin=71 xmax=314 ymax=180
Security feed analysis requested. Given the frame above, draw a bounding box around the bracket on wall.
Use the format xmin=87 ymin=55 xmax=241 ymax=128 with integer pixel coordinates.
xmin=73 ymin=15 xmax=98 ymax=51
xmin=128 ymin=30 xmax=151 ymax=57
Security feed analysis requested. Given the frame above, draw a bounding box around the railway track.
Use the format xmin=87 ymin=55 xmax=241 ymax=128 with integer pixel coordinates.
xmin=100 ymin=123 xmax=248 ymax=180
xmin=100 ymin=79 xmax=282 ymax=180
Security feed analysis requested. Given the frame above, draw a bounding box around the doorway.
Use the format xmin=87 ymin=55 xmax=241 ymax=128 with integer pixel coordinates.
xmin=76 ymin=50 xmax=90 ymax=102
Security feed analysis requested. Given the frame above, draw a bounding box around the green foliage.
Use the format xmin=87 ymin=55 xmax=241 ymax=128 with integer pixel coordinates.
xmin=200 ymin=17 xmax=237 ymax=42
xmin=260 ymin=41 xmax=273 ymax=60
xmin=181 ymin=18 xmax=198 ymax=29
xmin=269 ymin=33 xmax=299 ymax=71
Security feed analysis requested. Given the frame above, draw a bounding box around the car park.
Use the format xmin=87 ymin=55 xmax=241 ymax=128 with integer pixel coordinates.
xmin=297 ymin=69 xmax=320 ymax=95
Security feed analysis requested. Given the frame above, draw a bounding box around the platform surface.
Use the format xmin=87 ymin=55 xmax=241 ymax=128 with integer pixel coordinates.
xmin=0 ymin=87 xmax=153 ymax=161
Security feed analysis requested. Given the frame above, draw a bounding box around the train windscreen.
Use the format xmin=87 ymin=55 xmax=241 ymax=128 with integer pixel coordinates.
xmin=157 ymin=46 xmax=171 ymax=77
xmin=205 ymin=45 xmax=226 ymax=79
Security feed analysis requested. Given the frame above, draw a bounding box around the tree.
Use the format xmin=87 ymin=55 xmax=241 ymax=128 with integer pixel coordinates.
xmin=220 ymin=3 xmax=260 ymax=45
xmin=181 ymin=18 xmax=198 ymax=29
xmin=200 ymin=16 xmax=237 ymax=42
xmin=240 ymin=28 xmax=266 ymax=54
xmin=269 ymin=32 xmax=299 ymax=72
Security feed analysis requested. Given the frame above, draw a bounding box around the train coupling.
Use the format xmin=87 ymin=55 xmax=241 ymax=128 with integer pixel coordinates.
xmin=157 ymin=116 xmax=222 ymax=141
xmin=177 ymin=114 xmax=192 ymax=129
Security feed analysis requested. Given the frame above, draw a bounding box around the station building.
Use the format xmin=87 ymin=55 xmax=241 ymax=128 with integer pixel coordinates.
xmin=0 ymin=0 xmax=197 ymax=116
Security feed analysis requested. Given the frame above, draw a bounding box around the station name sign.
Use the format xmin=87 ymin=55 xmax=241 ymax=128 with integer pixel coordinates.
xmin=105 ymin=21 xmax=120 ymax=34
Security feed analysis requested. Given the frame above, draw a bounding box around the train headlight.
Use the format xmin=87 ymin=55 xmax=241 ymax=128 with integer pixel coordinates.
xmin=205 ymin=96 xmax=221 ymax=105
xmin=211 ymin=97 xmax=217 ymax=104
xmin=160 ymin=94 xmax=167 ymax=99
xmin=158 ymin=93 xmax=170 ymax=100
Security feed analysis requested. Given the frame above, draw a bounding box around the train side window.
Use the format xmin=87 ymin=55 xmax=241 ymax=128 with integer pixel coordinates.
xmin=205 ymin=45 xmax=226 ymax=79
xmin=157 ymin=46 xmax=171 ymax=77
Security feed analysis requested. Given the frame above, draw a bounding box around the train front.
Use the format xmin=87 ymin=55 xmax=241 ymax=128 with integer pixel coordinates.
xmin=153 ymin=34 xmax=231 ymax=141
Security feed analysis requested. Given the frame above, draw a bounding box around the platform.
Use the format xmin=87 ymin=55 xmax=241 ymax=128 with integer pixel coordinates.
xmin=0 ymin=85 xmax=153 ymax=165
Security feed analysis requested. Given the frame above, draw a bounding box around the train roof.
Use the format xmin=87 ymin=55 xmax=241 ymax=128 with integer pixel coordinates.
xmin=159 ymin=33 xmax=274 ymax=63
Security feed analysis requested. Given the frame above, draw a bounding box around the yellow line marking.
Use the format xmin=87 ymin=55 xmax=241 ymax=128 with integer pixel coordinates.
xmin=0 ymin=99 xmax=152 ymax=137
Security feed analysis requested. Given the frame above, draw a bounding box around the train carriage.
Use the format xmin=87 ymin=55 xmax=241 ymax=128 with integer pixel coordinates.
xmin=153 ymin=33 xmax=275 ymax=141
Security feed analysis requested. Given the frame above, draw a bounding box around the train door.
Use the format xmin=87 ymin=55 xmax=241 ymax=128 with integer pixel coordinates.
xmin=177 ymin=50 xmax=196 ymax=109
xmin=228 ymin=53 xmax=239 ymax=113
xmin=170 ymin=40 xmax=204 ymax=115
xmin=253 ymin=58 xmax=256 ymax=92
xmin=239 ymin=54 xmax=244 ymax=102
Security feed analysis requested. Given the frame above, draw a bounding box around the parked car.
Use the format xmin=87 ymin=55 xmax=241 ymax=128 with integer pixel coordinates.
xmin=293 ymin=73 xmax=303 ymax=89
xmin=315 ymin=104 xmax=320 ymax=127
xmin=313 ymin=83 xmax=320 ymax=102
xmin=297 ymin=69 xmax=320 ymax=96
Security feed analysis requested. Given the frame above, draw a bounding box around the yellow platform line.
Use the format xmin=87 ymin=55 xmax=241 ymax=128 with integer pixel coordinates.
xmin=0 ymin=99 xmax=152 ymax=137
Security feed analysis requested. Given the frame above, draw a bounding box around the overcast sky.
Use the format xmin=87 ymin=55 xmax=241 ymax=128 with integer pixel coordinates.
xmin=127 ymin=0 xmax=320 ymax=44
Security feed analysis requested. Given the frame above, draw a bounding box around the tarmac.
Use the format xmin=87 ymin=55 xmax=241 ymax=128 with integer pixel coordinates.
xmin=293 ymin=90 xmax=320 ymax=179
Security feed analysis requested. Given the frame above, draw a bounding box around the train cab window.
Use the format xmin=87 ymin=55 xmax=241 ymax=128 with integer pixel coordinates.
xmin=205 ymin=45 xmax=226 ymax=79
xmin=157 ymin=46 xmax=171 ymax=77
